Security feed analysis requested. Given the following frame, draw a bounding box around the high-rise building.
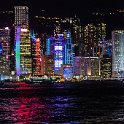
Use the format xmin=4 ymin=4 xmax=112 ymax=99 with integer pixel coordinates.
xmin=14 ymin=6 xmax=29 ymax=41
xmin=73 ymin=56 xmax=101 ymax=80
xmin=15 ymin=27 xmax=32 ymax=78
xmin=82 ymin=23 xmax=106 ymax=56
xmin=53 ymin=34 xmax=65 ymax=75
xmin=101 ymin=55 xmax=112 ymax=79
xmin=44 ymin=55 xmax=54 ymax=76
xmin=0 ymin=27 xmax=11 ymax=79
xmin=46 ymin=33 xmax=74 ymax=76
xmin=14 ymin=6 xmax=29 ymax=29
xmin=14 ymin=6 xmax=31 ymax=79
xmin=64 ymin=32 xmax=74 ymax=65
xmin=73 ymin=56 xmax=81 ymax=77
xmin=112 ymin=30 xmax=124 ymax=79
xmin=32 ymin=38 xmax=42 ymax=76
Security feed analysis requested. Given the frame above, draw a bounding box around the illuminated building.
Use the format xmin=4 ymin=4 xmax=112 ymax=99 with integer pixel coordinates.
xmin=82 ymin=57 xmax=101 ymax=80
xmin=53 ymin=34 xmax=65 ymax=75
xmin=101 ymin=55 xmax=112 ymax=79
xmin=15 ymin=27 xmax=21 ymax=76
xmin=64 ymin=32 xmax=74 ymax=65
xmin=82 ymin=23 xmax=106 ymax=56
xmin=45 ymin=33 xmax=74 ymax=76
xmin=98 ymin=39 xmax=112 ymax=58
xmin=73 ymin=56 xmax=81 ymax=77
xmin=112 ymin=30 xmax=124 ymax=79
xmin=14 ymin=6 xmax=31 ymax=78
xmin=0 ymin=27 xmax=11 ymax=79
xmin=74 ymin=57 xmax=100 ymax=80
xmin=61 ymin=64 xmax=73 ymax=79
xmin=14 ymin=6 xmax=29 ymax=41
xmin=32 ymin=38 xmax=42 ymax=76
xmin=44 ymin=55 xmax=54 ymax=76
xmin=14 ymin=6 xmax=29 ymax=29
xmin=15 ymin=27 xmax=32 ymax=77
xmin=46 ymin=37 xmax=52 ymax=55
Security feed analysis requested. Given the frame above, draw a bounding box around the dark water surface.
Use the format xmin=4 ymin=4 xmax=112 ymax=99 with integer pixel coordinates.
xmin=0 ymin=82 xmax=124 ymax=123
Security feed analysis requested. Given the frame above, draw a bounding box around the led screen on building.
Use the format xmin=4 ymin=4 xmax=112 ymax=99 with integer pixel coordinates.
xmin=63 ymin=65 xmax=73 ymax=79
xmin=54 ymin=46 xmax=62 ymax=50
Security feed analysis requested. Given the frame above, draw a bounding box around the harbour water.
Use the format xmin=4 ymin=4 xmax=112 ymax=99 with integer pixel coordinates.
xmin=0 ymin=81 xmax=124 ymax=123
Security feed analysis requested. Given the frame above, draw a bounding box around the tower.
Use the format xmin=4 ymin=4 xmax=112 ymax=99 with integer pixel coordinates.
xmin=0 ymin=27 xmax=11 ymax=79
xmin=14 ymin=6 xmax=32 ymax=78
xmin=112 ymin=30 xmax=124 ymax=79
xmin=82 ymin=23 xmax=106 ymax=56
xmin=14 ymin=6 xmax=29 ymax=29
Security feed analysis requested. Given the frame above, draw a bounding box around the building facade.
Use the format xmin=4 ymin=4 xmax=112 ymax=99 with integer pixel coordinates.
xmin=112 ymin=30 xmax=124 ymax=79
xmin=0 ymin=27 xmax=11 ymax=79
xmin=82 ymin=23 xmax=106 ymax=56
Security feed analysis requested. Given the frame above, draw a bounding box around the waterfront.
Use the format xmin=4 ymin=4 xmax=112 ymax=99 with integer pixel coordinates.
xmin=0 ymin=81 xmax=124 ymax=123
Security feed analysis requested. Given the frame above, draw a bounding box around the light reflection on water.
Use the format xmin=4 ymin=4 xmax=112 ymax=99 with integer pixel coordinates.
xmin=0 ymin=83 xmax=124 ymax=123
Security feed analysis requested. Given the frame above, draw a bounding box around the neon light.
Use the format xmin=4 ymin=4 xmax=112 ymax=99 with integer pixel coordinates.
xmin=63 ymin=66 xmax=73 ymax=78
xmin=5 ymin=27 xmax=9 ymax=30
xmin=54 ymin=46 xmax=62 ymax=50
xmin=54 ymin=41 xmax=65 ymax=74
xmin=0 ymin=43 xmax=2 ymax=54
xmin=30 ymin=31 xmax=36 ymax=41
xmin=16 ymin=26 xmax=21 ymax=76
xmin=35 ymin=38 xmax=41 ymax=75
xmin=21 ymin=28 xmax=28 ymax=32
xmin=46 ymin=38 xmax=51 ymax=55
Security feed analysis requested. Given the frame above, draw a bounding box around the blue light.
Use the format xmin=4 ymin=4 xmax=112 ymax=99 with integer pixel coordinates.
xmin=30 ymin=31 xmax=36 ymax=41
xmin=0 ymin=42 xmax=2 ymax=54
xmin=107 ymin=47 xmax=111 ymax=57
xmin=46 ymin=38 xmax=51 ymax=55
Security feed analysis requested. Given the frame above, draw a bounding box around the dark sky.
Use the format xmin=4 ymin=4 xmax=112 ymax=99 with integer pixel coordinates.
xmin=0 ymin=0 xmax=124 ymax=17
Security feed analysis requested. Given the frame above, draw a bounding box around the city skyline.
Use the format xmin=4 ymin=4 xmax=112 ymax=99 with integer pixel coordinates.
xmin=0 ymin=4 xmax=124 ymax=81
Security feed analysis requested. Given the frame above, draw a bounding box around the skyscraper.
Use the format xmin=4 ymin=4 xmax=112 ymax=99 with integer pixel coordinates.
xmin=112 ymin=30 xmax=124 ymax=79
xmin=14 ymin=6 xmax=29 ymax=29
xmin=14 ymin=6 xmax=32 ymax=78
xmin=0 ymin=27 xmax=11 ymax=79
xmin=82 ymin=23 xmax=106 ymax=56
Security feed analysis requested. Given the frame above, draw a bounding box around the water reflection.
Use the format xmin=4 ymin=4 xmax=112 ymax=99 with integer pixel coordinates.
xmin=0 ymin=97 xmax=51 ymax=123
xmin=1 ymin=86 xmax=124 ymax=123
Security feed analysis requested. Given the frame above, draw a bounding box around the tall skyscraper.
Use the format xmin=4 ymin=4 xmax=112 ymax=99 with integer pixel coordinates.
xmin=15 ymin=27 xmax=32 ymax=77
xmin=0 ymin=27 xmax=11 ymax=79
xmin=14 ymin=6 xmax=29 ymax=29
xmin=32 ymin=38 xmax=42 ymax=76
xmin=14 ymin=6 xmax=29 ymax=41
xmin=46 ymin=33 xmax=73 ymax=76
xmin=14 ymin=6 xmax=32 ymax=78
xmin=112 ymin=30 xmax=124 ymax=79
xmin=82 ymin=23 xmax=106 ymax=56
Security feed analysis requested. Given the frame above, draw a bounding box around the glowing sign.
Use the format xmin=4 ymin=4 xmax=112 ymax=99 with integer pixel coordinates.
xmin=21 ymin=28 xmax=28 ymax=32
xmin=54 ymin=46 xmax=62 ymax=50
xmin=5 ymin=27 xmax=9 ymax=30
xmin=16 ymin=26 xmax=21 ymax=76
xmin=63 ymin=66 xmax=73 ymax=78
xmin=0 ymin=43 xmax=2 ymax=54
xmin=46 ymin=38 xmax=51 ymax=55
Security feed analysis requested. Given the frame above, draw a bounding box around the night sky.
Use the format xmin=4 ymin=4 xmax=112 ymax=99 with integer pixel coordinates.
xmin=0 ymin=0 xmax=124 ymax=17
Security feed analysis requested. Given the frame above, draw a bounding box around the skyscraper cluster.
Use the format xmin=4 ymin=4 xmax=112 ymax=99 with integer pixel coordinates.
xmin=0 ymin=6 xmax=123 ymax=81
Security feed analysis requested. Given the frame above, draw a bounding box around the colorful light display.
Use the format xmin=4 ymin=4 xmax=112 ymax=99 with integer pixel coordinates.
xmin=0 ymin=42 xmax=2 ymax=54
xmin=46 ymin=38 xmax=51 ymax=55
xmin=15 ymin=26 xmax=21 ymax=76
xmin=54 ymin=41 xmax=65 ymax=75
xmin=63 ymin=64 xmax=73 ymax=79
xmin=35 ymin=38 xmax=42 ymax=75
